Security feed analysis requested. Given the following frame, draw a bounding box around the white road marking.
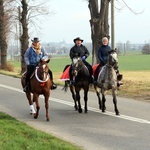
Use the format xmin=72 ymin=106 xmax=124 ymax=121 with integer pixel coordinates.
xmin=0 ymin=83 xmax=150 ymax=125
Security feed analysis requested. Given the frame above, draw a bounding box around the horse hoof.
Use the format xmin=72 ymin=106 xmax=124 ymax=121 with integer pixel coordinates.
xmin=116 ymin=112 xmax=120 ymax=115
xmin=78 ymin=109 xmax=82 ymax=113
xmin=47 ymin=118 xmax=50 ymax=121
xmin=102 ymin=110 xmax=105 ymax=113
xmin=74 ymin=105 xmax=78 ymax=111
xmin=84 ymin=110 xmax=88 ymax=113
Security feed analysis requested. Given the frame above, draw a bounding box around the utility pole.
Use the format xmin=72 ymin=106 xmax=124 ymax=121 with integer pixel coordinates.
xmin=111 ymin=0 xmax=115 ymax=49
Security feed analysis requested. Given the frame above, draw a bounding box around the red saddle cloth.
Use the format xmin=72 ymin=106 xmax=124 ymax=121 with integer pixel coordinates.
xmin=59 ymin=66 xmax=70 ymax=81
xmin=92 ymin=64 xmax=99 ymax=76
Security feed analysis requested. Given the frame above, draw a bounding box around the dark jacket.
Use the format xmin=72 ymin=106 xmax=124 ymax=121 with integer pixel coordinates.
xmin=69 ymin=44 xmax=89 ymax=59
xmin=98 ymin=45 xmax=111 ymax=65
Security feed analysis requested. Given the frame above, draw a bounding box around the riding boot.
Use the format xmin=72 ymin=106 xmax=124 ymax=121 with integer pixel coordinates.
xmin=117 ymin=74 xmax=123 ymax=87
xmin=48 ymin=69 xmax=57 ymax=90
xmin=51 ymin=81 xmax=57 ymax=90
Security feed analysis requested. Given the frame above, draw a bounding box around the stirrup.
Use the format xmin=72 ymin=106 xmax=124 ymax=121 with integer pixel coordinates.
xmin=23 ymin=85 xmax=28 ymax=92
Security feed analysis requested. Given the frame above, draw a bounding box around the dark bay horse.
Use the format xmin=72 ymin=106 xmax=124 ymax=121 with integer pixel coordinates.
xmin=94 ymin=50 xmax=120 ymax=115
xmin=63 ymin=56 xmax=90 ymax=113
xmin=21 ymin=56 xmax=52 ymax=121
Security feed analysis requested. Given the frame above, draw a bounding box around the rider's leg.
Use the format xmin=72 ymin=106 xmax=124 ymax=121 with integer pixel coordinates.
xmin=48 ymin=69 xmax=57 ymax=90
xmin=69 ymin=64 xmax=74 ymax=85
xmin=83 ymin=61 xmax=93 ymax=83
xmin=23 ymin=65 xmax=35 ymax=92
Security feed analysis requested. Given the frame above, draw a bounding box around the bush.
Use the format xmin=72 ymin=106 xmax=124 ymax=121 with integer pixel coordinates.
xmin=141 ymin=44 xmax=150 ymax=54
xmin=2 ymin=62 xmax=14 ymax=72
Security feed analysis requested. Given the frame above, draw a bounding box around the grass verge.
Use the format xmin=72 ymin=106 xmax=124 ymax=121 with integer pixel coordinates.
xmin=0 ymin=112 xmax=82 ymax=150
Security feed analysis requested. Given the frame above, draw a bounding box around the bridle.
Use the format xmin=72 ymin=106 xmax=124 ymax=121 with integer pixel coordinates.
xmin=35 ymin=62 xmax=49 ymax=83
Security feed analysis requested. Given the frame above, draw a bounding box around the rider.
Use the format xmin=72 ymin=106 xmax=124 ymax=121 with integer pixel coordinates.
xmin=23 ymin=37 xmax=57 ymax=92
xmin=96 ymin=36 xmax=123 ymax=86
xmin=69 ymin=37 xmax=93 ymax=85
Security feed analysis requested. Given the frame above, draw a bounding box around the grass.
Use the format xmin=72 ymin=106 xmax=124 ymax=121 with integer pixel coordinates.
xmin=0 ymin=112 xmax=82 ymax=150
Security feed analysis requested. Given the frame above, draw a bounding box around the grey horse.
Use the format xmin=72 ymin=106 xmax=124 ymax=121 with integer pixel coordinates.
xmin=94 ymin=50 xmax=120 ymax=115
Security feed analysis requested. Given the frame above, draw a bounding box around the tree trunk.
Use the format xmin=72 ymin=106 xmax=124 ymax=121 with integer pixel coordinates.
xmin=20 ymin=0 xmax=29 ymax=73
xmin=0 ymin=0 xmax=7 ymax=69
xmin=88 ymin=0 xmax=110 ymax=65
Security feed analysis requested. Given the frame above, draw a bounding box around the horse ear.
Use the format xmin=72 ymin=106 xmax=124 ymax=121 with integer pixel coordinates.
xmin=46 ymin=59 xmax=50 ymax=63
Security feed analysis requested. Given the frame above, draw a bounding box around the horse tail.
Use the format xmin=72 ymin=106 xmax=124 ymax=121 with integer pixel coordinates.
xmin=62 ymin=80 xmax=69 ymax=92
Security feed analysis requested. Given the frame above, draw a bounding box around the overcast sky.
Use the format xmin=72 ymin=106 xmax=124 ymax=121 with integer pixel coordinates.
xmin=32 ymin=0 xmax=150 ymax=44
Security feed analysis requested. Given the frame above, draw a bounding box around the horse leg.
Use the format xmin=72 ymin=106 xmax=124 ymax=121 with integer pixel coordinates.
xmin=101 ymin=90 xmax=106 ymax=113
xmin=84 ymin=88 xmax=89 ymax=113
xmin=26 ymin=92 xmax=36 ymax=115
xmin=33 ymin=93 xmax=40 ymax=119
xmin=76 ymin=90 xmax=82 ymax=113
xmin=44 ymin=92 xmax=50 ymax=121
xmin=112 ymin=89 xmax=119 ymax=115
xmin=94 ymin=86 xmax=102 ymax=110
xmin=70 ymin=86 xmax=77 ymax=111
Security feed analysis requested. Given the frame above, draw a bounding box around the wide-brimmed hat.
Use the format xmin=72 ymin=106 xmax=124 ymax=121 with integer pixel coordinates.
xmin=73 ymin=37 xmax=84 ymax=43
xmin=31 ymin=37 xmax=40 ymax=43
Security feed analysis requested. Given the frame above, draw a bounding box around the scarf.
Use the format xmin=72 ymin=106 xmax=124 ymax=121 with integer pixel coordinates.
xmin=31 ymin=43 xmax=42 ymax=55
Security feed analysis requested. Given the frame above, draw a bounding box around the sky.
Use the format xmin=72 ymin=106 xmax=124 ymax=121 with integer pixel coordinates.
xmin=32 ymin=0 xmax=150 ymax=44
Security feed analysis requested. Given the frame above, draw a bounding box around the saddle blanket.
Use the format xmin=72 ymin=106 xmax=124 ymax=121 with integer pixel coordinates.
xmin=59 ymin=66 xmax=70 ymax=81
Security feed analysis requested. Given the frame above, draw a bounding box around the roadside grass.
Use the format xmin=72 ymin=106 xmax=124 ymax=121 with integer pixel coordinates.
xmin=0 ymin=112 xmax=82 ymax=150
xmin=1 ymin=54 xmax=150 ymax=101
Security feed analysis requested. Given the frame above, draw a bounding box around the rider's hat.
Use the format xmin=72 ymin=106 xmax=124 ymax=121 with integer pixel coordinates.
xmin=31 ymin=37 xmax=40 ymax=43
xmin=73 ymin=37 xmax=84 ymax=43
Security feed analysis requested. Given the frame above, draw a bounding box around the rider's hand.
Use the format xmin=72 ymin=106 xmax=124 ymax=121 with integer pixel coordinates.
xmin=81 ymin=56 xmax=86 ymax=60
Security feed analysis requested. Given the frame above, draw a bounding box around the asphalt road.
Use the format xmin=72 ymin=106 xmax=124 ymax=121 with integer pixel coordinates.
xmin=0 ymin=74 xmax=150 ymax=150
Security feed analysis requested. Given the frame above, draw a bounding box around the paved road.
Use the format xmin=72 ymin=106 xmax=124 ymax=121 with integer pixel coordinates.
xmin=0 ymin=74 xmax=150 ymax=150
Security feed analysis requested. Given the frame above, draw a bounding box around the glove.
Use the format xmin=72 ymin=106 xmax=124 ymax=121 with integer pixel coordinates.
xmin=81 ymin=56 xmax=86 ymax=60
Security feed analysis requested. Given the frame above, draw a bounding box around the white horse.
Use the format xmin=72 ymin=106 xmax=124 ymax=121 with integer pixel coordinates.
xmin=95 ymin=50 xmax=119 ymax=115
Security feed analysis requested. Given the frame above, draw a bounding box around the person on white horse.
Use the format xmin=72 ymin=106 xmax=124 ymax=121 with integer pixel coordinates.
xmin=23 ymin=37 xmax=57 ymax=92
xmin=97 ymin=37 xmax=123 ymax=87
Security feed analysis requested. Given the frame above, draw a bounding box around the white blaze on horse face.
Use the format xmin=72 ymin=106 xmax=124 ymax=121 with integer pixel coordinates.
xmin=43 ymin=64 xmax=46 ymax=79
xmin=73 ymin=58 xmax=78 ymax=64
xmin=111 ymin=53 xmax=118 ymax=63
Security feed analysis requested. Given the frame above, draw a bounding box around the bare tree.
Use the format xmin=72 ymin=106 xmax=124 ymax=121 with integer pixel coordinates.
xmin=0 ymin=0 xmax=10 ymax=69
xmin=88 ymin=0 xmax=110 ymax=65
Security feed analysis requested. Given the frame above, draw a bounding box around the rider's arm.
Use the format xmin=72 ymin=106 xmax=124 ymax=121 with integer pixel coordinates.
xmin=83 ymin=46 xmax=89 ymax=58
xmin=98 ymin=47 xmax=104 ymax=64
xmin=24 ymin=48 xmax=30 ymax=65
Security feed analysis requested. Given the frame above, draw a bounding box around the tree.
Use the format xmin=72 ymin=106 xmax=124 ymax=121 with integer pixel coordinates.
xmin=141 ymin=44 xmax=150 ymax=54
xmin=0 ymin=0 xmax=10 ymax=69
xmin=88 ymin=0 xmax=110 ymax=64
xmin=19 ymin=0 xmax=29 ymax=73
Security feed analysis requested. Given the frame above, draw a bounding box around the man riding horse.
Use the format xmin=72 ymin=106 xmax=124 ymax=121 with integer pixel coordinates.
xmin=23 ymin=37 xmax=57 ymax=92
xmin=69 ymin=37 xmax=93 ymax=85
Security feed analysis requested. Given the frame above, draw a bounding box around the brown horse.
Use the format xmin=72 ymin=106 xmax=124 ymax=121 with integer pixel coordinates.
xmin=21 ymin=56 xmax=52 ymax=121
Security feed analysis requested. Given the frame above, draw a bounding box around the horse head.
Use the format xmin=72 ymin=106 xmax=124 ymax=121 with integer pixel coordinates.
xmin=72 ymin=56 xmax=83 ymax=77
xmin=37 ymin=56 xmax=50 ymax=81
xmin=107 ymin=49 xmax=118 ymax=69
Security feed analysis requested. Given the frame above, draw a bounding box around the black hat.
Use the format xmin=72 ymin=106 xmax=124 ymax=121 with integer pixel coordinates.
xmin=31 ymin=37 xmax=40 ymax=43
xmin=73 ymin=37 xmax=84 ymax=43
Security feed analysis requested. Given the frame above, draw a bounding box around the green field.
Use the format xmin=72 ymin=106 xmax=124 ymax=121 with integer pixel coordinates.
xmin=8 ymin=54 xmax=150 ymax=73
xmin=50 ymin=54 xmax=150 ymax=72
xmin=118 ymin=55 xmax=150 ymax=71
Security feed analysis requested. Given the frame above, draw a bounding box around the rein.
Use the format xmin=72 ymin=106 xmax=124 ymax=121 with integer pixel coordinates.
xmin=35 ymin=66 xmax=49 ymax=83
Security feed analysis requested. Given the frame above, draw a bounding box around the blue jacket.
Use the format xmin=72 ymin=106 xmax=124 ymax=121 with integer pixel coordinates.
xmin=98 ymin=45 xmax=111 ymax=65
xmin=24 ymin=47 xmax=47 ymax=66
